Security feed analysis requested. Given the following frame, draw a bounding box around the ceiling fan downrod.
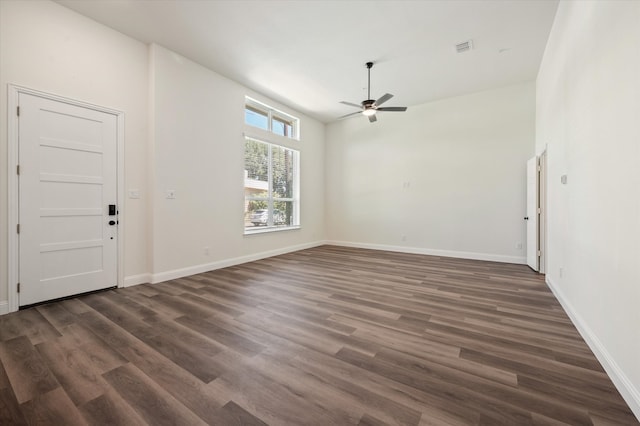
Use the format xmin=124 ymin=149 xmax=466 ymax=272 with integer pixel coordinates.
xmin=366 ymin=61 xmax=373 ymax=101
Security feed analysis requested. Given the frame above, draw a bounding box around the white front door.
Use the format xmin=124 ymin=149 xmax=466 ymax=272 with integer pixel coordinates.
xmin=526 ymin=156 xmax=539 ymax=271
xmin=18 ymin=92 xmax=118 ymax=306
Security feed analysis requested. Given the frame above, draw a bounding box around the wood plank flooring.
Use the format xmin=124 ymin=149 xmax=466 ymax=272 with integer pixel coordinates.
xmin=0 ymin=245 xmax=637 ymax=425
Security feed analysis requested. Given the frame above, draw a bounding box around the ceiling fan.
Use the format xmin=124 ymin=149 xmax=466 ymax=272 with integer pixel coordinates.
xmin=338 ymin=61 xmax=408 ymax=123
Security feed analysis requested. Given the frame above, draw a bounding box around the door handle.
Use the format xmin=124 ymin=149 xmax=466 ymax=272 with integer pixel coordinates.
xmin=524 ymin=217 xmax=529 ymax=220
xmin=108 ymin=220 xmax=117 ymax=226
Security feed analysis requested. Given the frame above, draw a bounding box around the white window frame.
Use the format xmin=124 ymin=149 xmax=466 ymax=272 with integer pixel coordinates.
xmin=245 ymin=97 xmax=299 ymax=140
xmin=244 ymin=137 xmax=300 ymax=235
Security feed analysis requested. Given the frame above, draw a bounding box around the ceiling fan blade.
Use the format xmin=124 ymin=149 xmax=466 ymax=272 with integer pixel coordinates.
xmin=340 ymin=101 xmax=363 ymax=109
xmin=377 ymin=106 xmax=407 ymax=112
xmin=338 ymin=111 xmax=362 ymax=120
xmin=368 ymin=114 xmax=377 ymax=123
xmin=375 ymin=93 xmax=393 ymax=106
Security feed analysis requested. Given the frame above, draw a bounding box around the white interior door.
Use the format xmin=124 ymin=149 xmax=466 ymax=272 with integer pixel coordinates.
xmin=19 ymin=92 xmax=118 ymax=306
xmin=526 ymin=156 xmax=539 ymax=271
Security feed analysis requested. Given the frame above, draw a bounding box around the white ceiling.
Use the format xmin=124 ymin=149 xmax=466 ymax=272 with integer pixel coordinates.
xmin=56 ymin=0 xmax=559 ymax=123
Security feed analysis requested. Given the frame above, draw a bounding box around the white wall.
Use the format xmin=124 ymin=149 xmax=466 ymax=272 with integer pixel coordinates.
xmin=148 ymin=44 xmax=325 ymax=281
xmin=536 ymin=0 xmax=640 ymax=417
xmin=0 ymin=0 xmax=325 ymax=310
xmin=326 ymin=82 xmax=535 ymax=263
xmin=0 ymin=0 xmax=149 ymax=308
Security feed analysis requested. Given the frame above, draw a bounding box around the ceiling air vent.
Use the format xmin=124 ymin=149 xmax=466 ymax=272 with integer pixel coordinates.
xmin=455 ymin=40 xmax=474 ymax=53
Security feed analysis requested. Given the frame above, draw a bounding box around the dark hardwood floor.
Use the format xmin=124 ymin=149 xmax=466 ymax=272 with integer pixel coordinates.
xmin=0 ymin=245 xmax=637 ymax=425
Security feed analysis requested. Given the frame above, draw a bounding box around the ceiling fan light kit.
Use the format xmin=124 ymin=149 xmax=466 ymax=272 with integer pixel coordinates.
xmin=338 ymin=61 xmax=408 ymax=123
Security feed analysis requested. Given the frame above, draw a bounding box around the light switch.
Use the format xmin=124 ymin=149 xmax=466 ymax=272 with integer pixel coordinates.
xmin=128 ymin=190 xmax=140 ymax=199
xmin=166 ymin=189 xmax=176 ymax=199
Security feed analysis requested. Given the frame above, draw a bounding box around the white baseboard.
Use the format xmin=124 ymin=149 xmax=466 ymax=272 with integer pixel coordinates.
xmin=0 ymin=242 xmax=523 ymax=317
xmin=546 ymin=276 xmax=640 ymax=421
xmin=150 ymin=240 xmax=325 ymax=284
xmin=325 ymin=240 xmax=526 ymax=265
xmin=123 ymin=273 xmax=152 ymax=288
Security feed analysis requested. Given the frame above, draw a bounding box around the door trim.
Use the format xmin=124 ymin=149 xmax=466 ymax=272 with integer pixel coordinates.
xmin=539 ymin=150 xmax=547 ymax=274
xmin=7 ymin=84 xmax=125 ymax=313
xmin=526 ymin=156 xmax=540 ymax=271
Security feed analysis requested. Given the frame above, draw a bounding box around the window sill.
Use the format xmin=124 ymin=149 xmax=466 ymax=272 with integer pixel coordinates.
xmin=244 ymin=225 xmax=301 ymax=236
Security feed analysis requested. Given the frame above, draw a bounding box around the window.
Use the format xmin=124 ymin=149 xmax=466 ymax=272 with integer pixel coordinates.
xmin=244 ymin=104 xmax=269 ymax=130
xmin=244 ymin=138 xmax=299 ymax=232
xmin=245 ymin=97 xmax=299 ymax=139
xmin=272 ymin=114 xmax=294 ymax=137
xmin=244 ymin=97 xmax=300 ymax=234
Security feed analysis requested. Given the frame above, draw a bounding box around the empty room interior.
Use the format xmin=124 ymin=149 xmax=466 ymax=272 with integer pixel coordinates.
xmin=0 ymin=0 xmax=639 ymax=424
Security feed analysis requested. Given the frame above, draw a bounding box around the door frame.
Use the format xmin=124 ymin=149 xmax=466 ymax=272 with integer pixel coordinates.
xmin=526 ymin=156 xmax=540 ymax=271
xmin=525 ymin=151 xmax=548 ymax=274
xmin=539 ymin=150 xmax=547 ymax=274
xmin=7 ymin=84 xmax=125 ymax=312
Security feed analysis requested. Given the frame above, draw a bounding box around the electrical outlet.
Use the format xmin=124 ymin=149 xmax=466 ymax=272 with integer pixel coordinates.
xmin=559 ymin=267 xmax=563 ymax=278
xmin=401 ymin=235 xmax=407 ymax=242
xmin=516 ymin=242 xmax=523 ymax=249
xmin=204 ymin=246 xmax=210 ymax=256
